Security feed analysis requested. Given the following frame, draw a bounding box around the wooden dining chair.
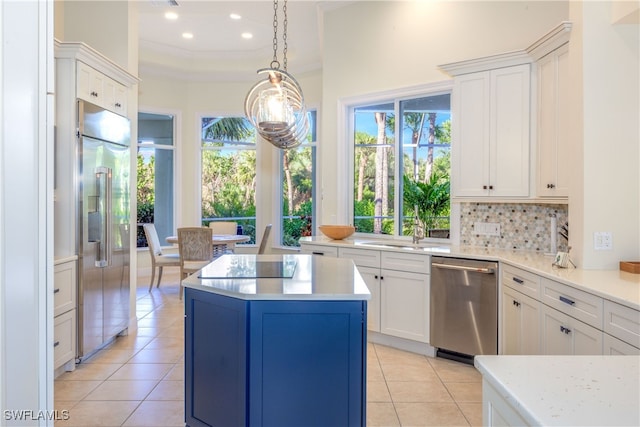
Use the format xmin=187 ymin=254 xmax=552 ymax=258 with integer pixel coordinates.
xmin=143 ymin=223 xmax=181 ymax=292
xmin=257 ymin=224 xmax=273 ymax=254
xmin=178 ymin=227 xmax=214 ymax=300
xmin=209 ymin=221 xmax=238 ymax=254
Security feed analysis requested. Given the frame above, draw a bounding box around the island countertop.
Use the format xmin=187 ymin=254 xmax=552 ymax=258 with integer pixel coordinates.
xmin=182 ymin=253 xmax=371 ymax=301
xmin=475 ymin=355 xmax=640 ymax=426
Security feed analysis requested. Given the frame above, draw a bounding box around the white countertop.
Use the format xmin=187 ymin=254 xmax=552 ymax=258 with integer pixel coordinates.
xmin=475 ymin=355 xmax=640 ymax=426
xmin=300 ymin=237 xmax=640 ymax=310
xmin=182 ymin=253 xmax=371 ymax=301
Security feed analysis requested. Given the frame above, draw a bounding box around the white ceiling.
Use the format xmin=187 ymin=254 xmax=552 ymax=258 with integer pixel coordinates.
xmin=137 ymin=0 xmax=350 ymax=81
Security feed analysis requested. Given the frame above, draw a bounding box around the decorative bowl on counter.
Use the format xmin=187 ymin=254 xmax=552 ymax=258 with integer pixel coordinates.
xmin=318 ymin=225 xmax=355 ymax=240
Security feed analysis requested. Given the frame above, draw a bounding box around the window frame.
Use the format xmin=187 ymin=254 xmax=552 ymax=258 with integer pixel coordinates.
xmin=338 ymin=81 xmax=455 ymax=242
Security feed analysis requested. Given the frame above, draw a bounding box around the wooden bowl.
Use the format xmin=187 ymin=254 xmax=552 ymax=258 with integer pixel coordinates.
xmin=318 ymin=225 xmax=355 ymax=240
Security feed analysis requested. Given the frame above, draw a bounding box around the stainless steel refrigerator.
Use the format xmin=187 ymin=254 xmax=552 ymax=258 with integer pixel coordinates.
xmin=77 ymin=100 xmax=131 ymax=360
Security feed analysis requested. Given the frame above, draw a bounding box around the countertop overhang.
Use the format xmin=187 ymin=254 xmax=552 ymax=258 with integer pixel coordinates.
xmin=182 ymin=253 xmax=371 ymax=301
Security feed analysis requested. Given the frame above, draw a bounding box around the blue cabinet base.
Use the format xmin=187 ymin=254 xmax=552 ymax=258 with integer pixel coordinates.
xmin=185 ymin=288 xmax=367 ymax=427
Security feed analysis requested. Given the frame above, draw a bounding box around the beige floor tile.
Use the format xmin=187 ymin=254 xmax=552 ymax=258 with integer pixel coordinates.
xmin=367 ymin=380 xmax=392 ymax=402
xmin=108 ymin=334 xmax=155 ymax=350
xmin=137 ymin=317 xmax=179 ymax=329
xmin=133 ymin=327 xmax=162 ymax=337
xmin=144 ymin=336 xmax=184 ymax=350
xmin=83 ymin=348 xmax=138 ymax=364
xmin=387 ymin=380 xmax=454 ymax=403
xmin=109 ymin=363 xmax=174 ymax=381
xmin=84 ymin=380 xmax=159 ymax=401
xmin=376 ymin=345 xmax=433 ymax=368
xmin=146 ymin=380 xmax=184 ymax=401
xmin=158 ymin=323 xmax=184 ymax=338
xmin=54 ymin=380 xmax=102 ymax=402
xmin=394 ymin=402 xmax=470 ymax=426
xmin=127 ymin=348 xmax=183 ymax=364
xmin=458 ymin=402 xmax=483 ymax=427
xmin=56 ymin=363 xmax=123 ymax=382
xmin=381 ymin=363 xmax=441 ymax=382
xmin=428 ymin=357 xmax=482 ymax=383
xmin=444 ymin=382 xmax=483 ymax=403
xmin=366 ymin=402 xmax=400 ymax=426
xmin=54 ymin=400 xmax=141 ymax=427
xmin=163 ymin=364 xmax=185 ymax=381
xmin=122 ymin=400 xmax=184 ymax=426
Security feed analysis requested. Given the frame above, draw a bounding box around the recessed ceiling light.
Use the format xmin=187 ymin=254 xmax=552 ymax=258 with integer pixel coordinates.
xmin=241 ymin=32 xmax=253 ymax=39
xmin=182 ymin=32 xmax=194 ymax=39
xmin=230 ymin=13 xmax=241 ymax=20
xmin=165 ymin=11 xmax=178 ymax=20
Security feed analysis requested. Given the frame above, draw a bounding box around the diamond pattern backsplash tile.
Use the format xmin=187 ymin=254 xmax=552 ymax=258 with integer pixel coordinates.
xmin=460 ymin=203 xmax=569 ymax=252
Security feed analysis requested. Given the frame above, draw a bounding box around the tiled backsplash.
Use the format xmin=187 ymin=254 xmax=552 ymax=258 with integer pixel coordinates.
xmin=459 ymin=202 xmax=568 ymax=252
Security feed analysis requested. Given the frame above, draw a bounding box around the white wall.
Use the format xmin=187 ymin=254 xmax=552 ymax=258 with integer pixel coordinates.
xmin=319 ymin=1 xmax=569 ymax=224
xmin=568 ymin=1 xmax=640 ymax=269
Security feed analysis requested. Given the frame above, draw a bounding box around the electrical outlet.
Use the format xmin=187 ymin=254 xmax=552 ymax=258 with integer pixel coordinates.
xmin=594 ymin=232 xmax=613 ymax=250
xmin=474 ymin=222 xmax=501 ymax=236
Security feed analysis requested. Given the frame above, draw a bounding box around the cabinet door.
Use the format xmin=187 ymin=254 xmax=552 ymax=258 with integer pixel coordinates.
xmin=76 ymin=61 xmax=104 ymax=106
xmin=537 ymin=43 xmax=570 ymax=197
xmin=452 ymin=72 xmax=491 ymax=197
xmin=54 ymin=260 xmax=77 ymax=317
xmin=541 ymin=304 xmax=602 ymax=355
xmin=489 ymin=64 xmax=531 ymax=197
xmin=358 ymin=266 xmax=381 ymax=332
xmin=502 ymin=286 xmax=540 ymax=355
xmin=380 ymin=269 xmax=429 ymax=343
xmin=54 ymin=309 xmax=76 ymax=370
xmin=103 ymin=76 xmax=128 ymax=116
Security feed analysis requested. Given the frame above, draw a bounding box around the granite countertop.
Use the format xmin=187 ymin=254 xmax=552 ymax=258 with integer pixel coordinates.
xmin=182 ymin=253 xmax=371 ymax=301
xmin=475 ymin=355 xmax=640 ymax=426
xmin=299 ymin=236 xmax=640 ymax=310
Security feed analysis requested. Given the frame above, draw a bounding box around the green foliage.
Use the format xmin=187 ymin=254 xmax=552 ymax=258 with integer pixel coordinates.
xmin=136 ymin=201 xmax=154 ymax=246
xmin=403 ymin=172 xmax=450 ymax=231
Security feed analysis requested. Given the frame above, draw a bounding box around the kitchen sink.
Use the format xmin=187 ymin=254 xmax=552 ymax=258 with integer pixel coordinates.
xmin=356 ymin=240 xmax=450 ymax=252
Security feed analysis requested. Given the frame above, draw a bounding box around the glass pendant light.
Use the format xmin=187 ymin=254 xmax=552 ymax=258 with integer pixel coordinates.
xmin=244 ymin=0 xmax=309 ymax=149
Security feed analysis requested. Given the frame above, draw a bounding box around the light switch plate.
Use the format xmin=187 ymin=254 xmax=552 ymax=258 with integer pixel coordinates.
xmin=594 ymin=232 xmax=612 ymax=250
xmin=475 ymin=222 xmax=501 ymax=236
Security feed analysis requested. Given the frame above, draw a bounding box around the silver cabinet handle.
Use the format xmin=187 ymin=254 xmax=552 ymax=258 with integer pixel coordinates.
xmin=432 ymin=262 xmax=495 ymax=274
xmin=560 ymin=326 xmax=571 ymax=334
xmin=512 ymin=277 xmax=524 ymax=284
xmin=559 ymin=296 xmax=575 ymax=306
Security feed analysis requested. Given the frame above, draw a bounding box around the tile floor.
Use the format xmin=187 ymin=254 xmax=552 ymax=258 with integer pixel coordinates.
xmin=54 ymin=268 xmax=483 ymax=426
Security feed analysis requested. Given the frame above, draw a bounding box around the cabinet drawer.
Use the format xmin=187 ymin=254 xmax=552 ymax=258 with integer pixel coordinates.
xmin=603 ymin=333 xmax=640 ymax=355
xmin=54 ymin=260 xmax=77 ymax=316
xmin=54 ymin=309 xmax=76 ymax=369
xmin=381 ymin=251 xmax=429 ymax=274
xmin=502 ymin=264 xmax=540 ymax=300
xmin=603 ymin=300 xmax=640 ymax=348
xmin=300 ymin=244 xmax=338 ymax=258
xmin=541 ymin=278 xmax=603 ymax=329
xmin=338 ymin=247 xmax=381 ymax=268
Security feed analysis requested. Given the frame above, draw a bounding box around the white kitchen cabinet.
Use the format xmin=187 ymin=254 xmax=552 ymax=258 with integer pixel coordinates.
xmin=358 ymin=266 xmax=381 ymax=332
xmin=77 ymin=61 xmax=128 ymax=115
xmin=299 ymin=243 xmax=338 ymax=257
xmin=54 ymin=258 xmax=77 ymax=372
xmin=603 ymin=333 xmax=640 ymax=355
xmin=603 ymin=299 xmax=640 ymax=348
xmin=380 ymin=268 xmax=430 ymax=343
xmin=540 ymin=277 xmax=603 ymax=329
xmin=536 ymin=43 xmax=570 ymax=198
xmin=541 ymin=303 xmax=602 ymax=355
xmin=502 ymin=286 xmax=540 ymax=355
xmin=451 ymin=64 xmax=531 ymax=198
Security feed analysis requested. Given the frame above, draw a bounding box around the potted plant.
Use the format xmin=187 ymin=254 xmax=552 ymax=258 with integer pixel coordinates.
xmin=403 ymin=172 xmax=450 ymax=237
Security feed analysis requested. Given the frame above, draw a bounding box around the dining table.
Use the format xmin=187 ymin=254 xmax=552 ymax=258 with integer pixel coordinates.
xmin=166 ymin=233 xmax=251 ymax=256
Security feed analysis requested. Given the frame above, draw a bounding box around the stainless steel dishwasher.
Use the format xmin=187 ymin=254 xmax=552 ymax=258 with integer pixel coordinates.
xmin=430 ymin=256 xmax=498 ymax=363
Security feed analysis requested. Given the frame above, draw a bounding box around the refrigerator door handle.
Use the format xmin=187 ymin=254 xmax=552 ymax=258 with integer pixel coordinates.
xmin=95 ymin=166 xmax=112 ymax=267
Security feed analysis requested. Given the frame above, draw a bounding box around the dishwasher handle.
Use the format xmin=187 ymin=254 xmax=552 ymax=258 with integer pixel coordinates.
xmin=431 ymin=262 xmax=495 ymax=274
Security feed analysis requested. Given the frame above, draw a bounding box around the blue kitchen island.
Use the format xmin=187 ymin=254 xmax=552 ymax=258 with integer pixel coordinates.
xmin=182 ymin=254 xmax=370 ymax=427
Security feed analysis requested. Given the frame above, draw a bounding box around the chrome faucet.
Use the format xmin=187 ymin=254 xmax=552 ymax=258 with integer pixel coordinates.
xmin=412 ymin=208 xmax=424 ymax=245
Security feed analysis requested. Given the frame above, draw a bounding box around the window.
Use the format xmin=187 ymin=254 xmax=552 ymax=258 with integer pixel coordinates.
xmin=137 ymin=112 xmax=176 ymax=247
xmin=201 ymin=117 xmax=257 ymax=244
xmin=352 ymin=91 xmax=451 ymax=239
xmin=280 ymin=110 xmax=317 ymax=247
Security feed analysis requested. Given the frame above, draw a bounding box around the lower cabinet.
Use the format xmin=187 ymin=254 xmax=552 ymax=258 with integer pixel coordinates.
xmin=541 ymin=303 xmax=603 ymax=355
xmin=358 ymin=266 xmax=381 ymax=332
xmin=380 ymin=269 xmax=430 ymax=343
xmin=54 ymin=258 xmax=77 ymax=372
xmin=603 ymin=333 xmax=640 ymax=355
xmin=502 ymin=286 xmax=540 ymax=355
xmin=185 ymin=288 xmax=367 ymax=427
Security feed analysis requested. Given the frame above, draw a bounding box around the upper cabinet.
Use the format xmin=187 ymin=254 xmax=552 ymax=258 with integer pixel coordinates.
xmin=442 ymin=53 xmax=532 ymax=199
xmin=440 ymin=22 xmax=572 ymax=202
xmin=76 ymin=61 xmax=128 ymax=115
xmin=529 ymin=23 xmax=572 ymax=199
